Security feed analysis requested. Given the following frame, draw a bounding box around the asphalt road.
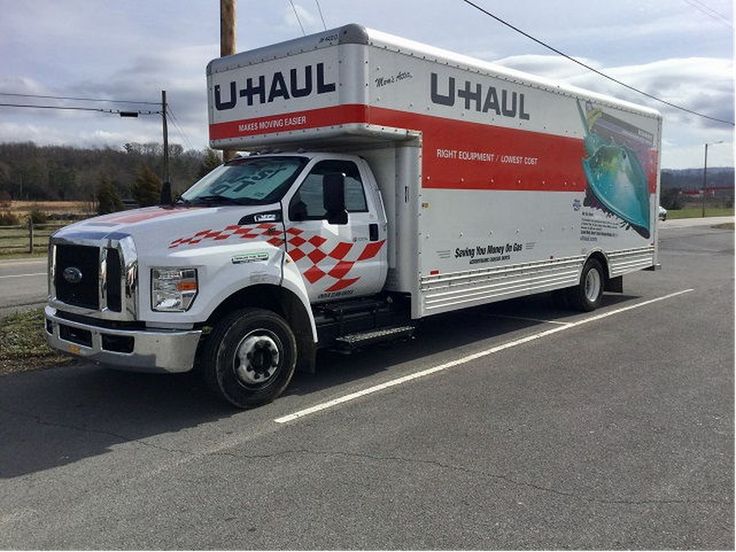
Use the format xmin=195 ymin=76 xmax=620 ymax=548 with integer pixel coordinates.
xmin=0 ymin=257 xmax=47 ymax=317
xmin=0 ymin=223 xmax=732 ymax=549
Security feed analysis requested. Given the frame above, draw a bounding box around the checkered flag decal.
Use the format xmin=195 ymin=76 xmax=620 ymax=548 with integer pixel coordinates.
xmin=284 ymin=227 xmax=385 ymax=292
xmin=168 ymin=223 xmax=384 ymax=293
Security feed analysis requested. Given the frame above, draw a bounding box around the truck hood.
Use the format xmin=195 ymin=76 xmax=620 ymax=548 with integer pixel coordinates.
xmin=54 ymin=205 xmax=284 ymax=252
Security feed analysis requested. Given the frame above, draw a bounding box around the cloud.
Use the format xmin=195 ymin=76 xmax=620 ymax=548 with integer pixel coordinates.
xmin=495 ymin=54 xmax=734 ymax=130
xmin=0 ymin=42 xmax=217 ymax=151
xmin=0 ymin=121 xmax=154 ymax=149
xmin=539 ymin=10 xmax=732 ymax=46
xmin=0 ymin=76 xmax=49 ymax=96
xmin=0 ymin=1 xmax=731 ymax=170
xmin=0 ymin=40 xmax=215 ymax=130
xmin=493 ymin=54 xmax=600 ymax=80
xmin=661 ymin=140 xmax=734 ymax=170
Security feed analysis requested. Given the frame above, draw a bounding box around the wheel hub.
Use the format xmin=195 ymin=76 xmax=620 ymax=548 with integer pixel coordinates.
xmin=584 ymin=268 xmax=602 ymax=302
xmin=235 ymin=332 xmax=280 ymax=385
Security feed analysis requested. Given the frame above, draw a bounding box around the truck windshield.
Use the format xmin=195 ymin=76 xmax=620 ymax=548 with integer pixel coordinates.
xmin=180 ymin=156 xmax=307 ymax=205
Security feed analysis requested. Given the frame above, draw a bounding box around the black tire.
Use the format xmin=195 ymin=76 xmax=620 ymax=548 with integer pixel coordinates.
xmin=202 ymin=308 xmax=297 ymax=409
xmin=568 ymin=258 xmax=605 ymax=312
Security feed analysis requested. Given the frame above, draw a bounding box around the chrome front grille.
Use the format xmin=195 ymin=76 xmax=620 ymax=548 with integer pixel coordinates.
xmin=49 ymin=233 xmax=138 ymax=321
xmin=55 ymin=244 xmax=100 ymax=309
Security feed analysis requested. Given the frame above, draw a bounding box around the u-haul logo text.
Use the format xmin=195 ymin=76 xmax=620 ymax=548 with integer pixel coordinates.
xmin=430 ymin=72 xmax=530 ymax=121
xmin=214 ymin=63 xmax=336 ymax=110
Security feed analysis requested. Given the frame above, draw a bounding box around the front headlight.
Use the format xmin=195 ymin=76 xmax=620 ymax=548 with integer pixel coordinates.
xmin=151 ymin=267 xmax=198 ymax=312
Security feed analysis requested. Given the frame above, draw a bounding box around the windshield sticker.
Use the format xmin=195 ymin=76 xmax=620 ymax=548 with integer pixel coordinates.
xmin=181 ymin=157 xmax=306 ymax=205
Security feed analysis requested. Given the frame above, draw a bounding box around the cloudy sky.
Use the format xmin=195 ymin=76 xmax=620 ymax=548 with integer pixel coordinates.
xmin=0 ymin=0 xmax=733 ymax=169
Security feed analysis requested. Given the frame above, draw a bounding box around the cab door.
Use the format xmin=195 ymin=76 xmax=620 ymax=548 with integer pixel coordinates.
xmin=284 ymin=158 xmax=387 ymax=303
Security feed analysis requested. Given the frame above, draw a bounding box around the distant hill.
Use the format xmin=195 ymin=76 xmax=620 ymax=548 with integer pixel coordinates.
xmin=661 ymin=167 xmax=734 ymax=191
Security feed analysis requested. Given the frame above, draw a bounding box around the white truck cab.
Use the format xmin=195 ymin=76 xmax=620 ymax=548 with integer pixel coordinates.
xmin=46 ymin=24 xmax=662 ymax=408
xmin=46 ymin=151 xmax=397 ymax=406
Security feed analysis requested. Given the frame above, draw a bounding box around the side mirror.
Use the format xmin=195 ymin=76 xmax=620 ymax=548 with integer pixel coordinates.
xmin=323 ymin=173 xmax=347 ymax=225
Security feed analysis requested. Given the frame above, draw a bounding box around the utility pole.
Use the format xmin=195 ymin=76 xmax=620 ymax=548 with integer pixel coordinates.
xmin=701 ymin=143 xmax=709 ymax=218
xmin=220 ymin=0 xmax=237 ymax=162
xmin=702 ymin=140 xmax=724 ymax=218
xmin=161 ymin=90 xmax=170 ymax=184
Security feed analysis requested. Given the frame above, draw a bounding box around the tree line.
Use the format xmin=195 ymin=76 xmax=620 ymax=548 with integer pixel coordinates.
xmin=0 ymin=141 xmax=222 ymax=213
xmin=661 ymin=167 xmax=733 ymax=191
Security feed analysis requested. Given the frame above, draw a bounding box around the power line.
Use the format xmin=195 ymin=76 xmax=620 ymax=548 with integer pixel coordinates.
xmin=682 ymin=0 xmax=733 ymax=28
xmin=0 ymin=91 xmax=160 ymax=105
xmin=0 ymin=102 xmax=161 ymax=115
xmin=0 ymin=103 xmax=114 ymax=113
xmin=3 ymin=95 xmax=198 ymax=151
xmin=315 ymin=0 xmax=327 ymax=31
xmin=167 ymin=106 xmax=197 ymax=152
xmin=288 ymin=0 xmax=306 ymax=36
xmin=692 ymin=0 xmax=732 ymax=19
xmin=460 ymin=0 xmax=735 ymax=127
xmin=167 ymin=109 xmax=193 ymax=150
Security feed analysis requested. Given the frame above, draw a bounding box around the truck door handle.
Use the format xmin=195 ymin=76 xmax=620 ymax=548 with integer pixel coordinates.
xmin=369 ymin=223 xmax=379 ymax=241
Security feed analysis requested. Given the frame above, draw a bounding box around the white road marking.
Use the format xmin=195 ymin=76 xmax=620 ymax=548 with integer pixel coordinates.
xmin=275 ymin=289 xmax=695 ymax=424
xmin=0 ymin=272 xmax=46 ymax=279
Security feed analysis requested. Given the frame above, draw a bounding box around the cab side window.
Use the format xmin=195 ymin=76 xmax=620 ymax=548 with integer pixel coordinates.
xmin=289 ymin=160 xmax=367 ymax=220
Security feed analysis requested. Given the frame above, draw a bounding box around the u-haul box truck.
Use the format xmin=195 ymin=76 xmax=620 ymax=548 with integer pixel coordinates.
xmin=45 ymin=24 xmax=662 ymax=408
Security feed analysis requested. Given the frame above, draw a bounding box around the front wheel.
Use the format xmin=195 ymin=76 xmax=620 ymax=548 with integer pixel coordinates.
xmin=568 ymin=259 xmax=605 ymax=312
xmin=202 ymin=308 xmax=297 ymax=408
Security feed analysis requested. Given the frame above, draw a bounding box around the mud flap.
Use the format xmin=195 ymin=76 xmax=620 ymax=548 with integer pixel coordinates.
xmin=605 ymin=275 xmax=623 ymax=293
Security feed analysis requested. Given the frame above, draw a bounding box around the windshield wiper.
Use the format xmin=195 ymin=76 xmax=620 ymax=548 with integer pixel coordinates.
xmin=190 ymin=195 xmax=251 ymax=206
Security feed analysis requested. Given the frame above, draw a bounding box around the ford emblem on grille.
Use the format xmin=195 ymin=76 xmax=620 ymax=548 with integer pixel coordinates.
xmin=63 ymin=266 xmax=83 ymax=284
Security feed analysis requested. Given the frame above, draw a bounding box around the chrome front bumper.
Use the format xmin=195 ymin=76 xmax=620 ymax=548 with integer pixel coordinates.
xmin=44 ymin=306 xmax=202 ymax=373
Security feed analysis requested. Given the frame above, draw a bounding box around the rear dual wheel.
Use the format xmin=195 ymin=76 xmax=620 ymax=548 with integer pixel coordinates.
xmin=553 ymin=258 xmax=605 ymax=312
xmin=568 ymin=258 xmax=605 ymax=312
xmin=203 ymin=308 xmax=297 ymax=409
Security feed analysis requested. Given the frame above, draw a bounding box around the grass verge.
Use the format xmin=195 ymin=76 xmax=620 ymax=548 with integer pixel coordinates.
xmin=0 ymin=308 xmax=73 ymax=374
xmin=668 ymin=207 xmax=734 ymax=219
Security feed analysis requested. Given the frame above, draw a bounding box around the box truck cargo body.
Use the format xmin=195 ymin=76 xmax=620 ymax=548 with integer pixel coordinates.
xmin=45 ymin=24 xmax=662 ymax=407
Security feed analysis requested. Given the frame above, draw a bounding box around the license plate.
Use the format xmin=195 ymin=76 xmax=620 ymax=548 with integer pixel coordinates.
xmin=67 ymin=344 xmax=81 ymax=355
